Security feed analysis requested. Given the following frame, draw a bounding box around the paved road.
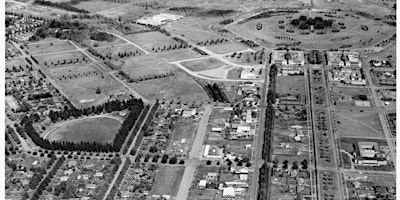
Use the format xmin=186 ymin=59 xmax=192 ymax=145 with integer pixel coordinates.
xmin=176 ymin=105 xmax=212 ymax=200
xmin=249 ymin=64 xmax=269 ymax=200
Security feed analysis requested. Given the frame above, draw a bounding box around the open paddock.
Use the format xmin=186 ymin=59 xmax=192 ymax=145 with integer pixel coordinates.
xmin=5 ymin=58 xmax=30 ymax=69
xmin=46 ymin=64 xmax=100 ymax=79
xmin=68 ymin=0 xmax=123 ymax=13
xmin=150 ymin=166 xmax=185 ymax=197
xmin=124 ymin=64 xmax=173 ymax=80
xmin=205 ymin=42 xmax=248 ymax=54
xmin=54 ymin=73 xmax=127 ymax=107
xmin=181 ymin=58 xmax=225 ymax=72
xmin=169 ymin=17 xmax=223 ymax=43
xmin=122 ymin=31 xmax=180 ymax=52
xmin=35 ymin=51 xmax=89 ymax=65
xmin=94 ymin=44 xmax=144 ymax=58
xmin=335 ymin=110 xmax=384 ymax=138
xmin=199 ymin=65 xmax=234 ymax=79
xmin=27 ymin=40 xmax=77 ymax=55
xmin=131 ymin=69 xmax=208 ymax=102
xmin=90 ymin=37 xmax=126 ymax=48
xmin=276 ymin=75 xmax=306 ymax=95
xmin=156 ymin=49 xmax=205 ymax=62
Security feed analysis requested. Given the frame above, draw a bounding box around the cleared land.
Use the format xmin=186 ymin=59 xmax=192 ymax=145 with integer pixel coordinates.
xmin=181 ymin=58 xmax=225 ymax=72
xmin=123 ymin=31 xmax=180 ymax=52
xmin=35 ymin=51 xmax=89 ymax=64
xmin=276 ymin=75 xmax=306 ymax=95
xmin=151 ymin=166 xmax=185 ymax=197
xmin=6 ymin=58 xmax=30 ymax=69
xmin=54 ymin=73 xmax=127 ymax=107
xmin=169 ymin=17 xmax=222 ymax=43
xmin=132 ymin=69 xmax=208 ymax=102
xmin=205 ymin=42 xmax=248 ymax=54
xmin=27 ymin=40 xmax=77 ymax=55
xmin=70 ymin=0 xmax=123 ymax=13
xmin=46 ymin=117 xmax=122 ymax=143
xmin=336 ymin=110 xmax=384 ymax=138
xmin=46 ymin=64 xmax=99 ymax=79
xmin=95 ymin=44 xmax=144 ymax=57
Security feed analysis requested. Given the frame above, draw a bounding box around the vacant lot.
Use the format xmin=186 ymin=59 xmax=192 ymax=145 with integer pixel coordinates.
xmin=35 ymin=51 xmax=89 ymax=65
xmin=132 ymin=69 xmax=208 ymax=102
xmin=46 ymin=116 xmax=121 ymax=143
xmin=276 ymin=75 xmax=306 ymax=95
xmin=95 ymin=44 xmax=144 ymax=57
xmin=336 ymin=110 xmax=384 ymax=138
xmin=46 ymin=64 xmax=99 ymax=79
xmin=181 ymin=58 xmax=225 ymax=72
xmin=123 ymin=31 xmax=180 ymax=52
xmin=70 ymin=0 xmax=123 ymax=12
xmin=205 ymin=42 xmax=248 ymax=54
xmin=151 ymin=166 xmax=185 ymax=197
xmin=169 ymin=17 xmax=221 ymax=43
xmin=55 ymin=73 xmax=126 ymax=107
xmin=156 ymin=49 xmax=205 ymax=62
xmin=6 ymin=58 xmax=30 ymax=69
xmin=27 ymin=40 xmax=77 ymax=55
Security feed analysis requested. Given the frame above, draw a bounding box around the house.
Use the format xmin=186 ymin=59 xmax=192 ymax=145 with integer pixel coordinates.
xmin=60 ymin=176 xmax=69 ymax=182
xmin=86 ymin=184 xmax=96 ymax=189
xmin=94 ymin=172 xmax=103 ymax=178
xmin=222 ymin=187 xmax=236 ymax=198
xmin=182 ymin=109 xmax=196 ymax=117
xmin=198 ymin=180 xmax=207 ymax=188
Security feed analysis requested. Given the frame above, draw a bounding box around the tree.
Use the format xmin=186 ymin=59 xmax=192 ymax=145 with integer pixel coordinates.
xmin=292 ymin=161 xmax=298 ymax=170
xmin=282 ymin=160 xmax=289 ymax=169
xmin=169 ymin=156 xmax=178 ymax=164
xmin=206 ymin=160 xmax=212 ymax=165
xmin=95 ymin=87 xmax=101 ymax=94
xmin=272 ymin=158 xmax=279 ymax=168
xmin=301 ymin=159 xmax=308 ymax=169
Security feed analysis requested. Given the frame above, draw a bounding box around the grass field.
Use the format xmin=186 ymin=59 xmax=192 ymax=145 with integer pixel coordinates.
xmin=54 ymin=73 xmax=127 ymax=107
xmin=46 ymin=64 xmax=99 ymax=79
xmin=5 ymin=58 xmax=30 ymax=69
xmin=89 ymin=37 xmax=126 ymax=47
xmin=169 ymin=17 xmax=223 ymax=43
xmin=70 ymin=0 xmax=123 ymax=13
xmin=336 ymin=110 xmax=384 ymax=138
xmin=151 ymin=166 xmax=185 ymax=197
xmin=276 ymin=75 xmax=306 ymax=95
xmin=46 ymin=117 xmax=121 ymax=143
xmin=121 ymin=55 xmax=173 ymax=78
xmin=227 ymin=67 xmax=242 ymax=79
xmin=198 ymin=65 xmax=233 ymax=79
xmin=27 ymin=40 xmax=77 ymax=55
xmin=123 ymin=31 xmax=180 ymax=52
xmin=205 ymin=42 xmax=248 ymax=54
xmin=35 ymin=51 xmax=89 ymax=65
xmin=132 ymin=69 xmax=208 ymax=102
xmin=95 ymin=44 xmax=144 ymax=57
xmin=181 ymin=58 xmax=225 ymax=72
xmin=156 ymin=49 xmax=205 ymax=62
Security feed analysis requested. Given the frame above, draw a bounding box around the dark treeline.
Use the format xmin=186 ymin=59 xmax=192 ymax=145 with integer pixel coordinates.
xmin=20 ymin=98 xmax=144 ymax=152
xmin=33 ymin=0 xmax=89 ymax=13
xmin=204 ymin=83 xmax=229 ymax=103
xmin=290 ymin=16 xmax=333 ymax=30
xmin=28 ymin=92 xmax=52 ymax=101
xmin=131 ymin=101 xmax=159 ymax=157
xmin=258 ymin=64 xmax=277 ymax=199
